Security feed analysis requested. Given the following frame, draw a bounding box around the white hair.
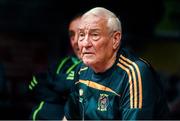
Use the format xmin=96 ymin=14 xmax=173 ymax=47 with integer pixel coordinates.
xmin=82 ymin=7 xmax=122 ymax=34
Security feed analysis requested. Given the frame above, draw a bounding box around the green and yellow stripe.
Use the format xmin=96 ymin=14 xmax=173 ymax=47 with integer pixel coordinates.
xmin=76 ymin=80 xmax=120 ymax=97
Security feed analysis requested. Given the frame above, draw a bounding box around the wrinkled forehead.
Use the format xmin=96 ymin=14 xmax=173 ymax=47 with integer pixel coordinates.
xmin=79 ymin=14 xmax=107 ymax=30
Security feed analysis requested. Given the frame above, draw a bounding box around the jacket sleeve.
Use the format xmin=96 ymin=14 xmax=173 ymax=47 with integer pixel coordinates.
xmin=28 ymin=57 xmax=73 ymax=120
xmin=28 ymin=71 xmax=66 ymax=120
xmin=119 ymin=61 xmax=169 ymax=120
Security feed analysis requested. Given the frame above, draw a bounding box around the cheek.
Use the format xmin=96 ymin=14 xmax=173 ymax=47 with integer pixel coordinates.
xmin=70 ymin=40 xmax=74 ymax=47
xmin=74 ymin=34 xmax=79 ymax=43
xmin=95 ymin=41 xmax=107 ymax=51
xmin=78 ymin=41 xmax=83 ymax=50
xmin=95 ymin=40 xmax=112 ymax=56
xmin=70 ymin=37 xmax=73 ymax=42
xmin=71 ymin=41 xmax=76 ymax=49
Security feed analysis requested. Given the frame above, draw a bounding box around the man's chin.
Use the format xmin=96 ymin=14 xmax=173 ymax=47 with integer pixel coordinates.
xmin=83 ymin=59 xmax=94 ymax=66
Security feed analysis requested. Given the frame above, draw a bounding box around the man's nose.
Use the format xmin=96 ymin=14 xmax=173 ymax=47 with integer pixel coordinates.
xmin=83 ymin=35 xmax=92 ymax=47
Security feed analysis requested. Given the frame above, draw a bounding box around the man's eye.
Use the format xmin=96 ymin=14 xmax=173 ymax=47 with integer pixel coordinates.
xmin=91 ymin=33 xmax=100 ymax=40
xmin=69 ymin=31 xmax=75 ymax=38
xmin=78 ymin=33 xmax=85 ymax=41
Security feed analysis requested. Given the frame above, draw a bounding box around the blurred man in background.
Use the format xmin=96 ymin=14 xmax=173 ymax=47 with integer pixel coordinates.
xmin=28 ymin=14 xmax=82 ymax=120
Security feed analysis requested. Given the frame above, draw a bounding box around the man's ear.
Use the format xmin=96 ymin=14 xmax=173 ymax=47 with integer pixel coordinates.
xmin=113 ymin=31 xmax=121 ymax=50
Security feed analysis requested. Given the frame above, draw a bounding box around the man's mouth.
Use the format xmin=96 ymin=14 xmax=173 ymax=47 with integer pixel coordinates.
xmin=83 ymin=52 xmax=93 ymax=55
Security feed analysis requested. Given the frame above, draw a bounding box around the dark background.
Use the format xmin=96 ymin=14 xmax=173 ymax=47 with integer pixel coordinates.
xmin=0 ymin=0 xmax=179 ymax=119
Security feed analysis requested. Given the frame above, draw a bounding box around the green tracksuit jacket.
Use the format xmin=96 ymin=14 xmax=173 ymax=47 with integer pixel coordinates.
xmin=64 ymin=48 xmax=169 ymax=120
xmin=28 ymin=56 xmax=81 ymax=120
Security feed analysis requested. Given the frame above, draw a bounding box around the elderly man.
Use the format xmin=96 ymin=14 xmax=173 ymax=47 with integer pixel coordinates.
xmin=64 ymin=7 xmax=169 ymax=120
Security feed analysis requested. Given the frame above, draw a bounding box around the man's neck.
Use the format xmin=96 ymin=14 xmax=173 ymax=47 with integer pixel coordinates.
xmin=92 ymin=54 xmax=117 ymax=73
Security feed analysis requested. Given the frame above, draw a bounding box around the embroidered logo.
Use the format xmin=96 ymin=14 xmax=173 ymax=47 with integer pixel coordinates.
xmin=97 ymin=94 xmax=109 ymax=111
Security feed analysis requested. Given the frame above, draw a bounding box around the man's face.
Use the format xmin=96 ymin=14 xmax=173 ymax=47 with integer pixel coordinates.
xmin=78 ymin=15 xmax=115 ymax=68
xmin=69 ymin=17 xmax=81 ymax=59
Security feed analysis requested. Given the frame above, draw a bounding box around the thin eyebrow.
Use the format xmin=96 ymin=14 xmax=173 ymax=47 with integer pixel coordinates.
xmin=89 ymin=29 xmax=101 ymax=33
xmin=78 ymin=28 xmax=101 ymax=34
xmin=78 ymin=29 xmax=84 ymax=33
